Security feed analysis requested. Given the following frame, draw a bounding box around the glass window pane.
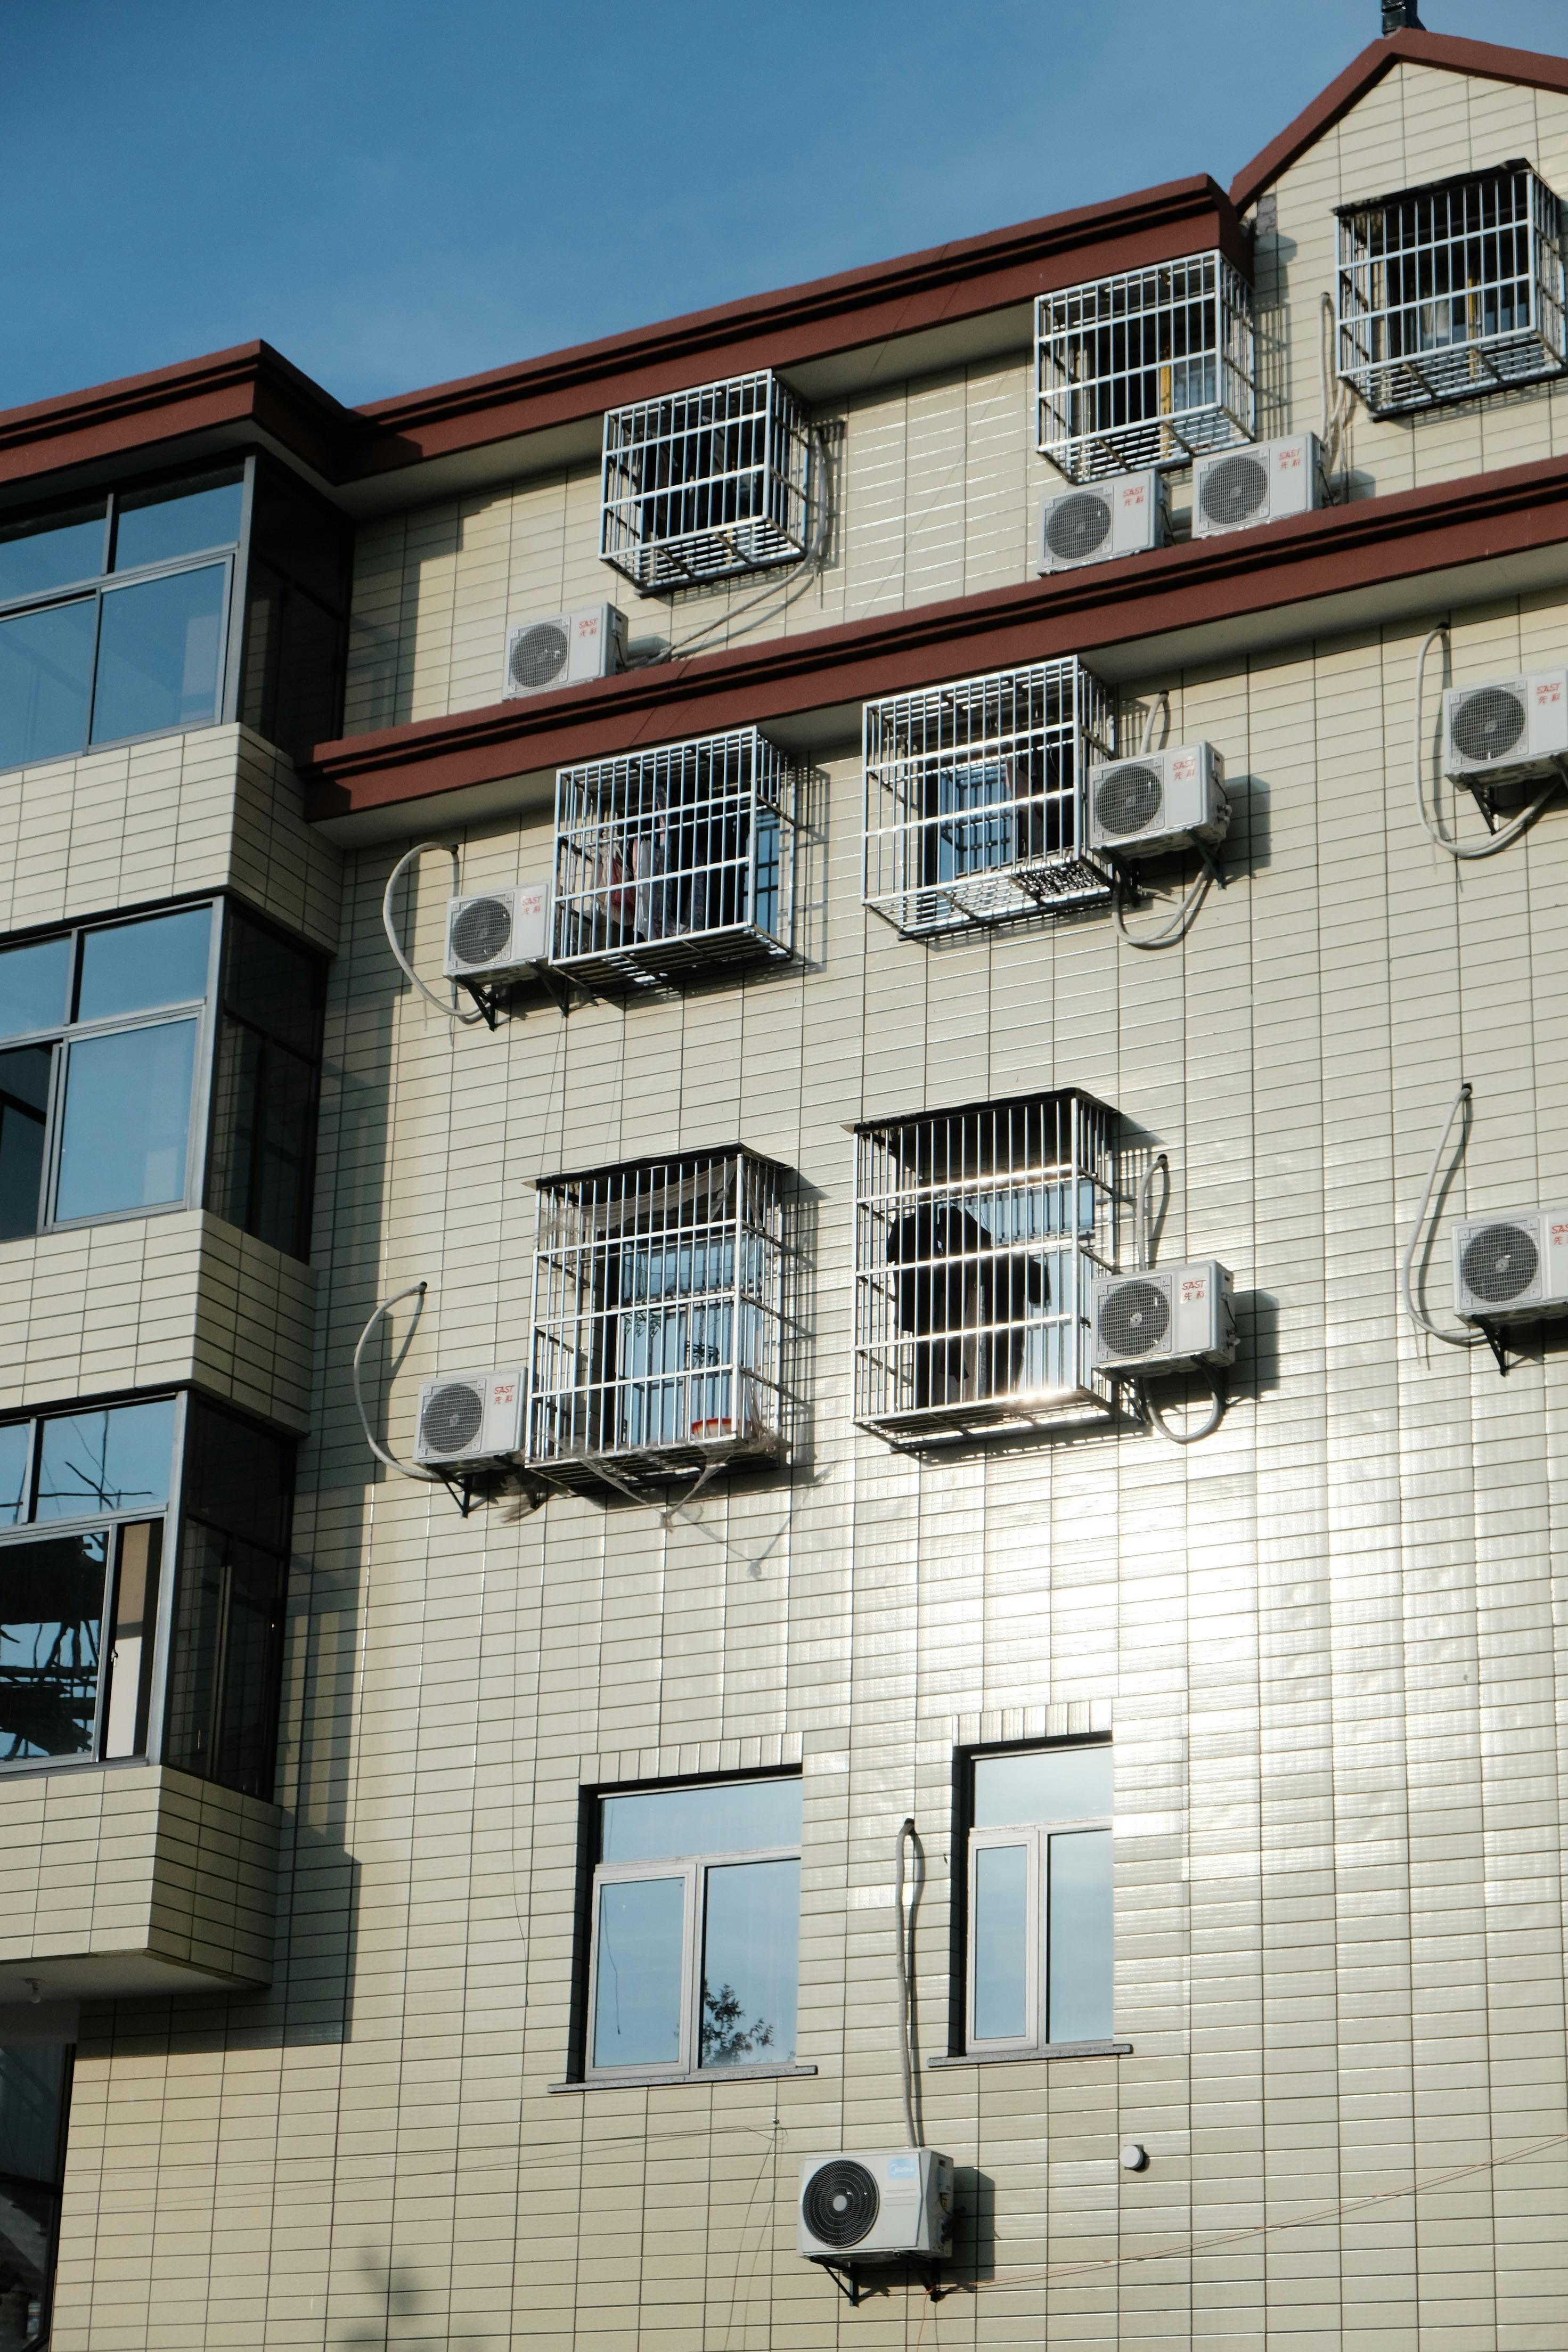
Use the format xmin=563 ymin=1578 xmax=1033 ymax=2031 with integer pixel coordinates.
xmin=34 ymin=1400 xmax=175 ymax=1524
xmin=0 ymin=1044 xmax=51 ymax=1240
xmin=591 ymin=1876 xmax=685 ymax=2068
xmin=163 ymin=1519 xmax=282 ymax=1796
xmin=0 ymin=937 xmax=70 ymax=1040
xmin=183 ymin=1395 xmax=291 ymax=1556
xmin=1048 ymin=1828 xmax=1114 ymax=2044
xmin=90 ymin=564 xmax=226 ymax=745
xmin=971 ymin=1842 xmax=1030 ymax=2041
xmin=0 ymin=1530 xmax=107 ymax=1759
xmin=700 ymin=1857 xmax=798 ymax=2068
xmin=600 ymin=1776 xmax=802 ymax=1863
xmin=222 ymin=906 xmax=323 ymax=1060
xmin=102 ymin=1520 xmax=160 ymax=1761
xmin=0 ymin=2041 xmax=67 ymax=2183
xmin=0 ymin=503 xmax=105 ymax=601
xmin=77 ymin=908 xmax=210 ymax=1022
xmin=0 ymin=599 xmax=95 ymax=771
xmin=0 ymin=1423 xmax=29 ymax=1527
xmin=54 ymin=1019 xmax=197 ymax=1220
xmin=973 ymin=1744 xmax=1113 ymax=1827
xmin=112 ymin=477 xmax=242 ymax=573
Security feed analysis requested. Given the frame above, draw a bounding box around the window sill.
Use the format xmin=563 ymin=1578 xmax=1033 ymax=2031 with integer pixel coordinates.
xmin=550 ymin=2063 xmax=817 ymax=2093
xmin=928 ymin=2040 xmax=1131 ymax=2068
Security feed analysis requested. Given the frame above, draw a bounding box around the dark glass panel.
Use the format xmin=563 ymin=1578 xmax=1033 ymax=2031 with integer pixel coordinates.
xmin=247 ymin=463 xmax=350 ymax=614
xmin=76 ymin=908 xmax=210 ymax=1022
xmin=220 ymin=907 xmax=321 ymax=1060
xmin=600 ymin=1776 xmax=801 ymax=1863
xmin=0 ymin=1044 xmax=50 ymax=1241
xmin=0 ymin=503 xmax=105 ymax=601
xmin=0 ymin=2040 xmax=71 ymax=2347
xmin=0 ymin=1530 xmax=106 ymax=1760
xmin=182 ymin=1396 xmax=291 ymax=1555
xmin=90 ymin=563 xmax=226 ymax=744
xmin=0 ymin=599 xmax=94 ymax=770
xmin=0 ymin=1423 xmax=28 ymax=1528
xmin=699 ymin=1857 xmax=798 ymax=2067
xmin=0 ymin=936 xmax=70 ymax=1041
xmin=34 ymin=1400 xmax=174 ymax=1524
xmin=54 ymin=1019 xmax=197 ymax=1219
xmin=164 ymin=1518 xmax=285 ymax=1796
xmin=112 ymin=475 xmax=243 ymax=573
xmin=239 ymin=564 xmax=345 ymax=758
xmin=208 ymin=1019 xmax=316 ymax=1257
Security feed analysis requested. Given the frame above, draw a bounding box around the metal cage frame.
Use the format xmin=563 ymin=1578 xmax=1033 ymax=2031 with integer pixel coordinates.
xmin=1036 ymin=251 xmax=1256 ymax=481
xmin=528 ymin=1146 xmax=791 ymax=1487
xmin=552 ymin=726 xmax=799 ymax=987
xmin=854 ymin=1090 xmax=1120 ymax=1443
xmin=862 ymin=660 xmax=1115 ymax=936
xmin=1335 ymin=161 xmax=1567 ymax=416
xmin=600 ymin=371 xmax=813 ymax=593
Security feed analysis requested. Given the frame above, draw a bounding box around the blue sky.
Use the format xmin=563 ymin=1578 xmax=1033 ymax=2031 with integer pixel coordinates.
xmin=3 ymin=0 xmax=1567 ymax=412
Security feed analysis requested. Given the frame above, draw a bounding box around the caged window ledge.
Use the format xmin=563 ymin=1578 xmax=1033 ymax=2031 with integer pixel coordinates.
xmin=600 ymin=371 xmax=813 ymax=594
xmin=1036 ymin=251 xmax=1256 ymax=482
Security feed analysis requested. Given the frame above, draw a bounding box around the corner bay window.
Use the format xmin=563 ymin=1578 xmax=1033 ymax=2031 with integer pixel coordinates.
xmin=585 ymin=1776 xmax=802 ymax=2080
xmin=0 ymin=897 xmax=324 ymax=1257
xmin=0 ymin=1392 xmax=292 ymax=1796
xmin=966 ymin=1742 xmax=1114 ymax=2054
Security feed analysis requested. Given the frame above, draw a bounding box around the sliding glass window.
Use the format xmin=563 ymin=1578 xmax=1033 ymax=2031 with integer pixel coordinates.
xmin=966 ymin=1740 xmax=1114 ymax=2054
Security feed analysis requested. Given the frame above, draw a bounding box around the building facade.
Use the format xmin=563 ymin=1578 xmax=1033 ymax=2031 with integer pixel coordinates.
xmin=3 ymin=21 xmax=1568 ymax=2349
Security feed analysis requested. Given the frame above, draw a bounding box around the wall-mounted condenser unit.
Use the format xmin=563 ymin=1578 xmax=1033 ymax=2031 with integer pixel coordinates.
xmin=443 ymin=884 xmax=552 ymax=982
xmin=1452 ymin=1210 xmax=1568 ymax=1324
xmin=1088 ymin=744 xmax=1228 ymax=858
xmin=502 ymin=606 xmax=627 ymax=698
xmin=1090 ymin=1262 xmax=1236 ymax=1375
xmin=1193 ymin=434 xmax=1322 ymax=536
xmin=1443 ymin=672 xmax=1568 ymax=788
xmin=413 ymin=1370 xmax=526 ymax=1467
xmin=1039 ymin=472 xmax=1167 ymax=573
xmin=797 ymin=2152 xmax=954 ymax=2263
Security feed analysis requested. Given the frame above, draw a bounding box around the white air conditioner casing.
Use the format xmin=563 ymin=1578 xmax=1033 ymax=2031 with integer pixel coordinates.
xmin=1091 ymin=1260 xmax=1237 ymax=1374
xmin=1088 ymin=742 xmax=1228 ymax=857
xmin=502 ymin=604 xmax=628 ymax=699
xmin=1443 ymin=671 xmax=1568 ymax=788
xmin=1452 ymin=1208 xmax=1568 ymax=1325
xmin=1193 ymin=434 xmax=1322 ymax=537
xmin=443 ymin=884 xmax=551 ymax=980
xmin=797 ymin=2150 xmax=954 ymax=2264
xmin=413 ymin=1369 xmax=526 ymax=1467
xmin=1040 ymin=471 xmax=1167 ymax=573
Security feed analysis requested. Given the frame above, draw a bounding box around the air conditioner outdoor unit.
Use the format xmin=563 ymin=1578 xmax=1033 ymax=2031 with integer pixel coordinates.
xmin=413 ymin=1369 xmax=526 ymax=1467
xmin=1090 ymin=1261 xmax=1237 ymax=1375
xmin=443 ymin=884 xmax=551 ymax=981
xmin=1088 ymin=742 xmax=1228 ymax=858
xmin=1040 ymin=471 xmax=1167 ymax=573
xmin=797 ymin=2151 xmax=954 ymax=2265
xmin=1443 ymin=672 xmax=1568 ymax=788
xmin=502 ymin=604 xmax=628 ymax=699
xmin=1193 ymin=434 xmax=1322 ymax=537
xmin=1452 ymin=1209 xmax=1568 ymax=1324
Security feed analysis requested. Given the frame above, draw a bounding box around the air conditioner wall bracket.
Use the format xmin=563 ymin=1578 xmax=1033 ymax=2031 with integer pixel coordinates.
xmin=1474 ymin=1316 xmax=1512 ymax=1377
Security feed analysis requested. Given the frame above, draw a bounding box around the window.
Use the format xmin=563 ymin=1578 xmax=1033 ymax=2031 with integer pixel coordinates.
xmin=0 ymin=897 xmax=324 ymax=1256
xmin=584 ymin=1776 xmax=802 ymax=2080
xmin=965 ymin=1743 xmax=1114 ymax=2055
xmin=0 ymin=455 xmax=349 ymax=772
xmin=855 ymin=1091 xmax=1118 ymax=1441
xmin=600 ymin=371 xmax=812 ymax=593
xmin=0 ymin=1392 xmax=292 ymax=1795
xmin=552 ymin=726 xmax=798 ymax=985
xmin=0 ymin=2039 xmax=73 ymax=2347
xmin=531 ymin=1147 xmax=790 ymax=1485
xmin=1336 ymin=162 xmax=1567 ymax=415
xmin=1036 ymin=252 xmax=1255 ymax=480
xmin=862 ymin=662 xmax=1113 ymax=936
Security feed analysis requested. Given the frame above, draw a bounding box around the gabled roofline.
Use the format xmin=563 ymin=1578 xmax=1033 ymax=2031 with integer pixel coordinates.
xmin=1230 ymin=29 xmax=1568 ymax=214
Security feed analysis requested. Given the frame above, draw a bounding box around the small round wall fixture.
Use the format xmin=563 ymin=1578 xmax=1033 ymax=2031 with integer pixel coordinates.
xmin=1119 ymin=2142 xmax=1148 ymax=2172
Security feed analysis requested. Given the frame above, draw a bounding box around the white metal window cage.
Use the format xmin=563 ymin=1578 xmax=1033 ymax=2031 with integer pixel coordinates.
xmin=529 ymin=1146 xmax=790 ymax=1486
xmin=600 ymin=371 xmax=812 ymax=593
xmin=854 ymin=1091 xmax=1119 ymax=1443
xmin=1336 ymin=162 xmax=1567 ymax=415
xmin=1036 ymin=252 xmax=1256 ymax=480
xmin=552 ymin=726 xmax=797 ymax=987
xmin=863 ymin=660 xmax=1114 ymax=936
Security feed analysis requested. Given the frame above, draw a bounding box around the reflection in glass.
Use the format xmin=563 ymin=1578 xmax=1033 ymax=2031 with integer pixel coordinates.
xmin=101 ymin=1522 xmax=160 ymax=1760
xmin=0 ymin=1044 xmax=50 ymax=1239
xmin=601 ymin=1776 xmax=801 ymax=1864
xmin=76 ymin=908 xmax=210 ymax=1022
xmin=0 ymin=937 xmax=70 ymax=1040
xmin=0 ymin=598 xmax=95 ymax=771
xmin=1047 ymin=1829 xmax=1114 ymax=2043
xmin=972 ymin=1842 xmax=1030 ymax=2040
xmin=592 ymin=1877 xmax=684 ymax=2067
xmin=91 ymin=563 xmax=226 ymax=744
xmin=0 ymin=504 xmax=105 ymax=601
xmin=700 ymin=1857 xmax=799 ymax=2067
xmin=112 ymin=478 xmax=242 ymax=573
xmin=34 ymin=1400 xmax=175 ymax=1524
xmin=0 ymin=1424 xmax=28 ymax=1526
xmin=0 ymin=2039 xmax=72 ymax=2347
xmin=973 ymin=1744 xmax=1113 ymax=1827
xmin=0 ymin=1531 xmax=107 ymax=1759
xmin=55 ymin=1018 xmax=197 ymax=1219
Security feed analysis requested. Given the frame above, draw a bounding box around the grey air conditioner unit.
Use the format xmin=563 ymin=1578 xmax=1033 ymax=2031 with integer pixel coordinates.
xmin=1040 ymin=471 xmax=1168 ymax=573
xmin=1090 ymin=1261 xmax=1237 ymax=1375
xmin=1443 ymin=671 xmax=1568 ymax=788
xmin=1193 ymin=434 xmax=1322 ymax=537
xmin=1088 ymin=742 xmax=1228 ymax=858
xmin=797 ymin=2151 xmax=954 ymax=2264
xmin=443 ymin=884 xmax=551 ymax=981
xmin=413 ymin=1369 xmax=526 ymax=1467
xmin=502 ymin=604 xmax=628 ymax=699
xmin=1452 ymin=1210 xmax=1568 ymax=1325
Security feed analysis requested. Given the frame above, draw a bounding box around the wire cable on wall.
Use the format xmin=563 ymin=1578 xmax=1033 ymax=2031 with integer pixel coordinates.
xmin=1412 ymin=626 xmax=1561 ymax=859
xmin=1112 ymin=689 xmax=1219 ymax=951
xmin=352 ymin=1282 xmax=443 ymax=1480
xmin=382 ymin=842 xmax=488 ymax=1024
xmin=894 ymin=1817 xmax=922 ymax=2150
xmin=1401 ymin=1080 xmax=1486 ymax=1350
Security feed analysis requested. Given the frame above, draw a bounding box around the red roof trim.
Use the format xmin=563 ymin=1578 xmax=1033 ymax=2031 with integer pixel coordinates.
xmin=1230 ymin=30 xmax=1568 ymax=214
xmin=305 ymin=451 xmax=1568 ymax=824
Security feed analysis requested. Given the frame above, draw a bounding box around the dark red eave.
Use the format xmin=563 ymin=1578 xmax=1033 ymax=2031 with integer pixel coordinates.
xmin=306 ymin=451 xmax=1568 ymax=826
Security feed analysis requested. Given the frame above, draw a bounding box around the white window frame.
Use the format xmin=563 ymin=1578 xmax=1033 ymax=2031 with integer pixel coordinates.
xmin=966 ymin=1762 xmax=1113 ymax=2057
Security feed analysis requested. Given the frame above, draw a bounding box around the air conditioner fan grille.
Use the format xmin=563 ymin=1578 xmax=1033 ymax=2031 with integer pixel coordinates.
xmin=1460 ymin=1222 xmax=1539 ymax=1305
xmin=1095 ymin=762 xmax=1164 ymax=838
xmin=1200 ymin=453 xmax=1270 ymax=527
xmin=1046 ymin=492 xmax=1113 ymax=561
xmin=420 ymin=1383 xmax=486 ymax=1456
xmin=451 ymin=897 xmax=516 ymax=968
xmin=1099 ymin=1277 xmax=1171 ymax=1359
xmin=509 ymin=622 xmax=571 ymax=690
xmin=1451 ymin=687 xmax=1528 ymax=765
xmin=802 ymin=2160 xmax=880 ymax=2250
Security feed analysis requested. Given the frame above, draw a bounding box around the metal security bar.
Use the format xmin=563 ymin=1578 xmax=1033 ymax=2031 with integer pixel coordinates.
xmin=529 ymin=1148 xmax=789 ymax=1485
xmin=855 ymin=1092 xmax=1119 ymax=1442
xmin=601 ymin=371 xmax=812 ymax=592
xmin=552 ymin=726 xmax=798 ymax=987
xmin=1336 ymin=163 xmax=1567 ymax=415
xmin=1037 ymin=252 xmax=1256 ymax=480
xmin=863 ymin=660 xmax=1114 ymax=936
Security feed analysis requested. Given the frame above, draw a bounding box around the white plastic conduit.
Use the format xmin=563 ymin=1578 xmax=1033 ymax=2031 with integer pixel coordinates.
xmin=1412 ymin=627 xmax=1560 ymax=860
xmin=382 ymin=842 xmax=487 ymax=1024
xmin=1401 ymin=1082 xmax=1485 ymax=1350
